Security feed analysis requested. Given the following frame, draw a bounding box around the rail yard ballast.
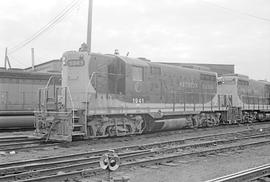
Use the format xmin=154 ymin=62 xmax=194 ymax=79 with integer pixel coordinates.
xmin=34 ymin=46 xmax=270 ymax=142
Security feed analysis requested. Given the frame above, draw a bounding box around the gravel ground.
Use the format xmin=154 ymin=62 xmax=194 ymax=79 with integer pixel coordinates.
xmin=104 ymin=144 xmax=270 ymax=182
xmin=1 ymin=123 xmax=270 ymax=163
xmin=1 ymin=123 xmax=270 ymax=182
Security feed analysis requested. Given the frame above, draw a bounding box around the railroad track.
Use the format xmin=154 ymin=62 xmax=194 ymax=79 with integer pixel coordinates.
xmin=126 ymin=121 xmax=270 ymax=140
xmin=1 ymin=127 xmax=270 ymax=182
xmin=1 ymin=122 xmax=267 ymax=153
xmin=0 ymin=136 xmax=58 ymax=152
xmin=0 ymin=122 xmax=266 ymax=153
xmin=206 ymin=163 xmax=270 ymax=182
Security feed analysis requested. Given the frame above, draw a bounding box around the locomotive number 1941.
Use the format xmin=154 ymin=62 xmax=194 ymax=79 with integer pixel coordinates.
xmin=132 ymin=98 xmax=145 ymax=104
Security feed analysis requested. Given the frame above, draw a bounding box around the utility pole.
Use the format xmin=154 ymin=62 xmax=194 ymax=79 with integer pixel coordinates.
xmin=31 ymin=48 xmax=35 ymax=71
xmin=4 ymin=48 xmax=11 ymax=69
xmin=87 ymin=0 xmax=93 ymax=52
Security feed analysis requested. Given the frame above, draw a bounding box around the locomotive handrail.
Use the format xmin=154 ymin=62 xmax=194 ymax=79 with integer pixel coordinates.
xmin=45 ymin=75 xmax=59 ymax=89
xmin=37 ymin=87 xmax=48 ymax=112
xmin=66 ymin=86 xmax=75 ymax=110
xmin=37 ymin=75 xmax=60 ymax=112
xmin=45 ymin=76 xmax=53 ymax=88
xmin=241 ymin=94 xmax=270 ymax=99
xmin=34 ymin=111 xmax=71 ymax=114
xmin=84 ymin=71 xmax=97 ymax=135
xmin=67 ymin=86 xmax=75 ymax=125
xmin=85 ymin=71 xmax=96 ymax=104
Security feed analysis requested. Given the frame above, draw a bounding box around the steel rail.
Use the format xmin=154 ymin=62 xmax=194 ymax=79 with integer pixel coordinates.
xmin=205 ymin=163 xmax=270 ymax=182
xmin=0 ymin=122 xmax=268 ymax=152
xmin=126 ymin=121 xmax=270 ymax=140
xmin=0 ymin=127 xmax=268 ymax=169
xmin=0 ymin=138 xmax=39 ymax=144
xmin=0 ymin=127 xmax=268 ymax=165
xmin=0 ymin=140 xmax=60 ymax=152
xmin=0 ymin=150 xmax=151 ymax=181
xmin=2 ymin=123 xmax=267 ymax=153
xmin=0 ymin=141 xmax=42 ymax=148
xmin=0 ymin=135 xmax=54 ymax=152
xmin=1 ymin=132 xmax=270 ymax=181
xmin=13 ymin=139 xmax=270 ymax=182
xmin=1 ymin=133 xmax=267 ymax=177
xmin=0 ymin=136 xmax=30 ymax=141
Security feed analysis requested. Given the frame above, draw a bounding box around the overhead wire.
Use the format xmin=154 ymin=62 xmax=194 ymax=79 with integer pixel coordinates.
xmin=9 ymin=0 xmax=80 ymax=54
xmin=8 ymin=0 xmax=82 ymax=55
xmin=8 ymin=55 xmax=29 ymax=68
xmin=202 ymin=0 xmax=270 ymax=23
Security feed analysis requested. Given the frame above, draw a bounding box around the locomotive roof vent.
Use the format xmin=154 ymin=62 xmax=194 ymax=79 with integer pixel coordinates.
xmin=182 ymin=65 xmax=210 ymax=71
xmin=223 ymin=73 xmax=249 ymax=79
xmin=137 ymin=57 xmax=151 ymax=62
xmin=258 ymin=80 xmax=270 ymax=84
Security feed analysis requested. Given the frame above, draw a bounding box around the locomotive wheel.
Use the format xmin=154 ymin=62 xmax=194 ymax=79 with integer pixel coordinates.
xmin=106 ymin=126 xmax=116 ymax=137
xmin=201 ymin=119 xmax=208 ymax=127
xmin=206 ymin=119 xmax=215 ymax=127
xmin=126 ymin=125 xmax=133 ymax=134
xmin=87 ymin=126 xmax=95 ymax=137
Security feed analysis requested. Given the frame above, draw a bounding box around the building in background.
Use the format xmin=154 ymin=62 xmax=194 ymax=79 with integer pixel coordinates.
xmin=25 ymin=59 xmax=61 ymax=73
xmin=0 ymin=68 xmax=60 ymax=111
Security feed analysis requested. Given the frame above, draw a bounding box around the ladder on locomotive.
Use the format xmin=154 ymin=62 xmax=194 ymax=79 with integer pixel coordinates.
xmin=71 ymin=109 xmax=86 ymax=140
xmin=37 ymin=76 xmax=86 ymax=141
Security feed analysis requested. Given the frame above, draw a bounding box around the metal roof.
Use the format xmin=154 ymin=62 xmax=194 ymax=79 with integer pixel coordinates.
xmin=0 ymin=69 xmax=60 ymax=80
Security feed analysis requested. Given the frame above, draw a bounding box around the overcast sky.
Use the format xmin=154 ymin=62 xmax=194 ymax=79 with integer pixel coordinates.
xmin=0 ymin=0 xmax=269 ymax=80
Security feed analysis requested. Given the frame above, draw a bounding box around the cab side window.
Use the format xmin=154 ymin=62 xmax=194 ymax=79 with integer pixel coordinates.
xmin=150 ymin=66 xmax=161 ymax=75
xmin=132 ymin=66 xmax=144 ymax=81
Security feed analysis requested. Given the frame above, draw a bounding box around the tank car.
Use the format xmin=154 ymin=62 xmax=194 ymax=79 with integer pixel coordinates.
xmin=0 ymin=69 xmax=60 ymax=128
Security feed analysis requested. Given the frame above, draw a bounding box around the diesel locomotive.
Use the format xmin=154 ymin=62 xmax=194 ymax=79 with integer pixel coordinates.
xmin=34 ymin=47 xmax=270 ymax=141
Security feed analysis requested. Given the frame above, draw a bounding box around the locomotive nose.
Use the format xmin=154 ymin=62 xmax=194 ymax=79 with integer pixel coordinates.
xmin=61 ymin=51 xmax=94 ymax=109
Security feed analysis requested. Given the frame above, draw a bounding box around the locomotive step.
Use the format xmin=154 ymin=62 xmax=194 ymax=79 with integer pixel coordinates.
xmin=72 ymin=132 xmax=85 ymax=136
xmin=72 ymin=116 xmax=80 ymax=119
xmin=73 ymin=124 xmax=84 ymax=128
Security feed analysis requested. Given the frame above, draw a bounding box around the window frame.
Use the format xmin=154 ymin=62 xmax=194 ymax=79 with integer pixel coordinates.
xmin=150 ymin=66 xmax=161 ymax=75
xmin=132 ymin=66 xmax=144 ymax=81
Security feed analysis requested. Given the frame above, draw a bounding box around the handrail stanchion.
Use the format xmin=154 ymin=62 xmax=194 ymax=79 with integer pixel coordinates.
xmin=38 ymin=89 xmax=41 ymax=111
xmin=55 ymin=88 xmax=59 ymax=111
xmin=84 ymin=72 xmax=96 ymax=136
xmin=67 ymin=87 xmax=75 ymax=126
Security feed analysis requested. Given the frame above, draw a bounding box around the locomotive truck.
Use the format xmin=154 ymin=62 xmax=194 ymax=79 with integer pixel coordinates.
xmin=34 ymin=47 xmax=270 ymax=141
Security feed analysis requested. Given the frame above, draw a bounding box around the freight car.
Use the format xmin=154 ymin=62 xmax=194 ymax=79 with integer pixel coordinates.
xmin=0 ymin=69 xmax=60 ymax=128
xmin=34 ymin=48 xmax=270 ymax=141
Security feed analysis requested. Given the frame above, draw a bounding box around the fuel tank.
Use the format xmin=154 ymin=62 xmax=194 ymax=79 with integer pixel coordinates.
xmin=0 ymin=111 xmax=34 ymax=116
xmin=257 ymin=113 xmax=270 ymax=121
xmin=149 ymin=117 xmax=193 ymax=132
xmin=0 ymin=115 xmax=34 ymax=129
